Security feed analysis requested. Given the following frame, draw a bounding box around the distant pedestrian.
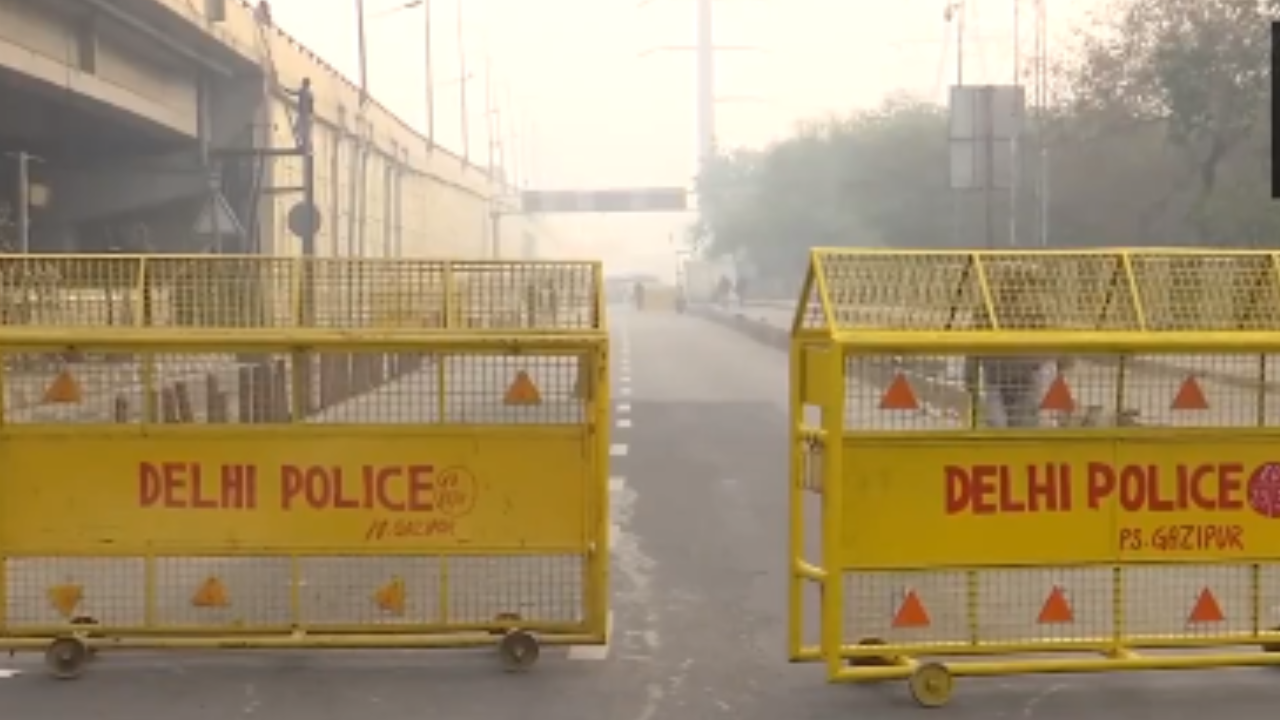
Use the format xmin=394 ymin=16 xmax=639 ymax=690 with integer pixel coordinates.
xmin=284 ymin=78 xmax=314 ymax=151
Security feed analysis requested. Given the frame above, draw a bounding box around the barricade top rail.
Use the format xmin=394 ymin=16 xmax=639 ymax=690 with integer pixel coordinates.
xmin=793 ymin=248 xmax=1280 ymax=336
xmin=0 ymin=255 xmax=604 ymax=332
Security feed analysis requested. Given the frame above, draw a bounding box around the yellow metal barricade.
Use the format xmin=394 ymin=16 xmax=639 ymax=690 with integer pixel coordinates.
xmin=789 ymin=248 xmax=1280 ymax=707
xmin=0 ymin=255 xmax=610 ymax=678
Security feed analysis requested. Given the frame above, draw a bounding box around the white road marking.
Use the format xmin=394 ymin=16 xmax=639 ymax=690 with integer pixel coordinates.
xmin=620 ymin=375 xmax=632 ymax=384
xmin=609 ymin=476 xmax=625 ymax=492
xmin=620 ymin=387 xmax=632 ymax=396
xmin=617 ymin=402 xmax=631 ymax=413
xmin=618 ymin=418 xmax=632 ymax=428
xmin=610 ymin=444 xmax=628 ymax=456
xmin=567 ymin=610 xmax=614 ymax=661
xmin=0 ymin=669 xmax=20 ymax=679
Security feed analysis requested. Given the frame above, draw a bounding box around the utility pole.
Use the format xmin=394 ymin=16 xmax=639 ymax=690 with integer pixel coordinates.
xmin=7 ymin=152 xmax=39 ymax=253
xmin=638 ymin=0 xmax=764 ymax=174
xmin=456 ymin=0 xmax=468 ymax=165
xmin=485 ymin=56 xmax=495 ymax=177
xmin=695 ymin=0 xmax=714 ymax=166
xmin=424 ymin=0 xmax=434 ymax=150
xmin=356 ymin=0 xmax=369 ymax=103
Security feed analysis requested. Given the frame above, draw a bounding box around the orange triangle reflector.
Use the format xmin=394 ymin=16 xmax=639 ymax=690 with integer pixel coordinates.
xmin=1039 ymin=375 xmax=1075 ymax=412
xmin=1188 ymin=587 xmax=1225 ymax=624
xmin=1037 ymin=585 xmax=1074 ymax=624
xmin=879 ymin=373 xmax=920 ymax=411
xmin=374 ymin=577 xmax=406 ymax=616
xmin=43 ymin=369 xmax=82 ymax=404
xmin=47 ymin=584 xmax=83 ymax=618
xmin=892 ymin=589 xmax=931 ymax=628
xmin=191 ymin=577 xmax=230 ymax=608
xmin=504 ymin=370 xmax=542 ymax=405
xmin=1171 ymin=375 xmax=1209 ymax=411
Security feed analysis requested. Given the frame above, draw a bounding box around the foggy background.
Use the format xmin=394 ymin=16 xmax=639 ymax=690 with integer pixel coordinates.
xmin=262 ymin=0 xmax=1098 ymax=280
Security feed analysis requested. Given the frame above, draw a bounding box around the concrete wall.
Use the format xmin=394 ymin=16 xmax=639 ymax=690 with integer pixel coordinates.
xmin=143 ymin=0 xmax=561 ymax=259
xmin=0 ymin=0 xmax=198 ymax=136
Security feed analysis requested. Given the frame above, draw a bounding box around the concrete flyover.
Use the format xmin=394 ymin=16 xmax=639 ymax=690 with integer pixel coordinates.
xmin=0 ymin=0 xmax=558 ymax=258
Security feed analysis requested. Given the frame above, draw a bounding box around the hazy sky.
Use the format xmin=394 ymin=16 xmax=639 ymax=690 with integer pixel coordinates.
xmin=268 ymin=0 xmax=1096 ymax=274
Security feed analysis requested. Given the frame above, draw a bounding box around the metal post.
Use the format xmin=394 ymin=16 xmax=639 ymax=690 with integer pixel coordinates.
xmin=356 ymin=0 xmax=369 ymax=102
xmin=424 ymin=0 xmax=434 ymax=149
xmin=485 ymin=56 xmax=494 ymax=177
xmin=490 ymin=209 xmax=501 ymax=258
xmin=457 ymin=0 xmax=468 ymax=164
xmin=15 ymin=152 xmax=30 ymax=253
xmin=695 ymin=0 xmax=715 ymax=166
xmin=303 ymin=152 xmax=316 ymax=255
xmin=983 ymin=86 xmax=995 ymax=249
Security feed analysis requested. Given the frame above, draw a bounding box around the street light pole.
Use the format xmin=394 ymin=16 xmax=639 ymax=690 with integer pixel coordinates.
xmin=356 ymin=0 xmax=369 ymax=102
xmin=424 ymin=0 xmax=434 ymax=150
xmin=456 ymin=0 xmax=469 ymax=165
xmin=696 ymin=0 xmax=714 ymax=166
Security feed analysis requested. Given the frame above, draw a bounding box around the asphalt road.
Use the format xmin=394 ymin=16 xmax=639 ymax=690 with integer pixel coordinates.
xmin=3 ymin=305 xmax=1279 ymax=717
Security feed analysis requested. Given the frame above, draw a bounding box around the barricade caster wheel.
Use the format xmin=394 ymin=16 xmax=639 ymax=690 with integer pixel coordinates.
xmin=45 ymin=637 xmax=90 ymax=680
xmin=908 ymin=662 xmax=953 ymax=708
xmin=1262 ymin=626 xmax=1280 ymax=653
xmin=497 ymin=629 xmax=540 ymax=672
xmin=847 ymin=638 xmax=894 ymax=668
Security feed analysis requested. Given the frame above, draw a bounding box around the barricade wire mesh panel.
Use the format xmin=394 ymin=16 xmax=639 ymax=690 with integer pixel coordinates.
xmin=0 ymin=256 xmax=603 ymax=331
xmin=843 ymin=353 xmax=1280 ymax=430
xmin=307 ymin=352 xmax=588 ymax=425
xmin=3 ymin=351 xmax=591 ymax=426
xmin=2 ymin=554 xmax=586 ymax=631
xmin=841 ymin=566 xmax=1280 ymax=650
xmin=1129 ymin=252 xmax=1280 ymax=331
xmin=979 ymin=253 xmax=1141 ymax=330
xmin=2 ymin=351 xmax=268 ymax=425
xmin=144 ymin=257 xmax=296 ymax=328
xmin=817 ymin=252 xmax=990 ymax=331
xmin=805 ymin=248 xmax=1280 ymax=334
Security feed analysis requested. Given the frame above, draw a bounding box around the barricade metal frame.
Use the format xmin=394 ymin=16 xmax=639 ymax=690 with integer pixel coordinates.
xmin=788 ymin=248 xmax=1280 ymax=707
xmin=0 ymin=256 xmax=610 ymax=678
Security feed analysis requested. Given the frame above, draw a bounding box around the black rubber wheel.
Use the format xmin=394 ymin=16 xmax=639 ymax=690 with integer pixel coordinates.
xmin=45 ymin=637 xmax=89 ymax=680
xmin=497 ymin=630 xmax=540 ymax=672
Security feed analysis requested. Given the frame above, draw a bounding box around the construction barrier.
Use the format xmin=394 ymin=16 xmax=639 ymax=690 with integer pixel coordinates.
xmin=788 ymin=248 xmax=1280 ymax=707
xmin=0 ymin=255 xmax=610 ymax=678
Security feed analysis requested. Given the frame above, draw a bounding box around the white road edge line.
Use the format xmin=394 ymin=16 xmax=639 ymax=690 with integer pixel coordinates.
xmin=610 ymin=444 xmax=628 ymax=456
xmin=609 ymin=476 xmax=625 ymax=492
xmin=617 ymin=403 xmax=631 ymax=413
xmin=0 ymin=670 xmax=20 ymax=679
xmin=567 ymin=610 xmax=614 ymax=661
xmin=618 ymin=418 xmax=632 ymax=428
xmin=620 ymin=387 xmax=632 ymax=396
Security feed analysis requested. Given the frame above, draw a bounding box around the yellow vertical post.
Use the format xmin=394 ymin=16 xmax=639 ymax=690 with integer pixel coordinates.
xmin=820 ymin=342 xmax=847 ymax=680
xmin=290 ymin=257 xmax=307 ymax=422
xmin=438 ymin=262 xmax=454 ymax=421
xmin=812 ymin=256 xmax=847 ymax=679
xmin=787 ymin=336 xmax=805 ymax=660
xmin=588 ymin=336 xmax=610 ymax=641
xmin=137 ymin=258 xmax=157 ymax=423
xmin=587 ymin=261 xmax=610 ymax=641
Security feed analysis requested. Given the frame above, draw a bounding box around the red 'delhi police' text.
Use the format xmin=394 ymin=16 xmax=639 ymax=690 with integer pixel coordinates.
xmin=944 ymin=462 xmax=1254 ymax=515
xmin=137 ymin=461 xmax=471 ymax=513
